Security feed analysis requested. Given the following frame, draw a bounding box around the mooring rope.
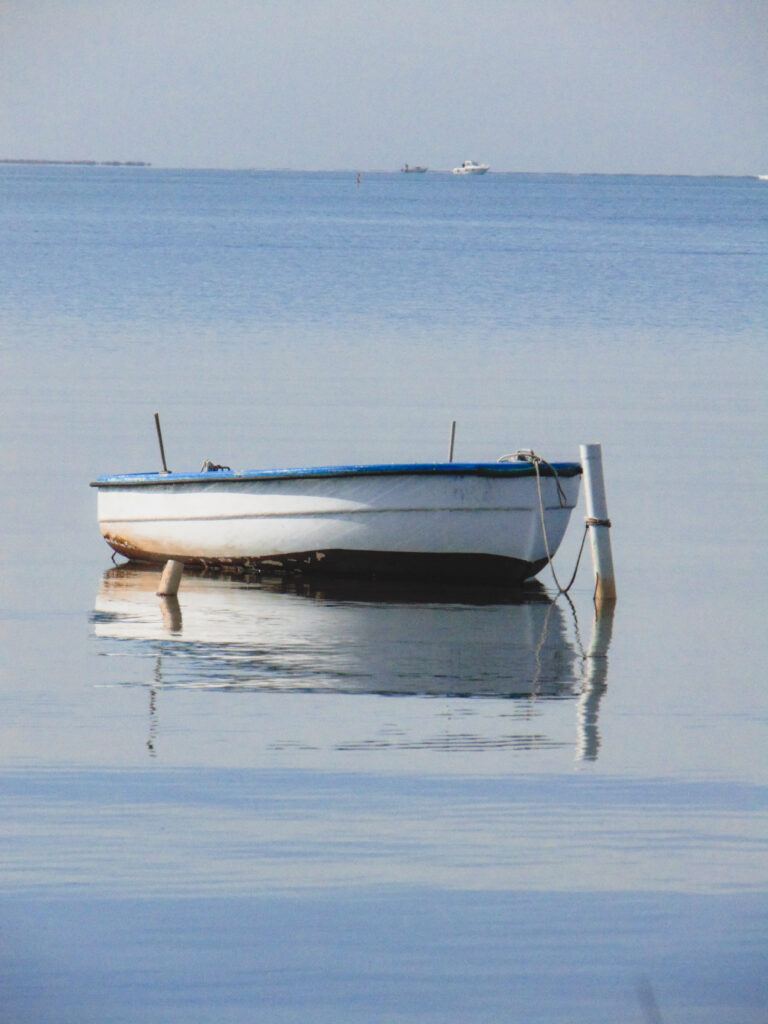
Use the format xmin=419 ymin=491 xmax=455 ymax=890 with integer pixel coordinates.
xmin=560 ymin=589 xmax=588 ymax=663
xmin=498 ymin=450 xmax=592 ymax=596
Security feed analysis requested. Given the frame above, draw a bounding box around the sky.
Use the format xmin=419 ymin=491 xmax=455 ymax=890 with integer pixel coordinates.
xmin=0 ymin=0 xmax=766 ymax=174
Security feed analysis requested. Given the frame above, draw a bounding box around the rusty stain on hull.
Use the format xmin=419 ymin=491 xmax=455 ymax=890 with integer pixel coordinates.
xmin=103 ymin=533 xmax=546 ymax=584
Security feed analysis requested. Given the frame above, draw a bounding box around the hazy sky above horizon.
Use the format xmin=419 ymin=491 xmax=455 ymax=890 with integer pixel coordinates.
xmin=1 ymin=0 xmax=766 ymax=174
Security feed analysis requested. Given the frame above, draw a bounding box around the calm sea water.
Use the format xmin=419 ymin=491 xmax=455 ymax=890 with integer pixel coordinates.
xmin=1 ymin=166 xmax=767 ymax=1023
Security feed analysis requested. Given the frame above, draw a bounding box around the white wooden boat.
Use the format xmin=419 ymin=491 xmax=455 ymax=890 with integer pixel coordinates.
xmin=92 ymin=459 xmax=582 ymax=585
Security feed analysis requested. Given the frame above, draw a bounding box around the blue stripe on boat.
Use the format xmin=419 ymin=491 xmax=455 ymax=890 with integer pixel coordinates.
xmin=91 ymin=462 xmax=583 ymax=487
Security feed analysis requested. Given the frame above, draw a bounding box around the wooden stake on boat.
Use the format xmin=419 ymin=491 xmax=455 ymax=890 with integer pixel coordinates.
xmin=157 ymin=559 xmax=184 ymax=597
xmin=448 ymin=420 xmax=456 ymax=462
xmin=154 ymin=412 xmax=170 ymax=474
xmin=579 ymin=443 xmax=616 ymax=605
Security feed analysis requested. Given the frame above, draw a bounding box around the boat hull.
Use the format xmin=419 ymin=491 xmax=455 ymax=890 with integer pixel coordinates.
xmin=101 ymin=543 xmax=547 ymax=585
xmin=94 ymin=464 xmax=581 ymax=585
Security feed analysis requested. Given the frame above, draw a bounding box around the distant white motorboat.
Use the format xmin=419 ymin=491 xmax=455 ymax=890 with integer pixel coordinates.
xmin=92 ymin=457 xmax=582 ymax=586
xmin=401 ymin=164 xmax=428 ymax=173
xmin=452 ymin=160 xmax=490 ymax=175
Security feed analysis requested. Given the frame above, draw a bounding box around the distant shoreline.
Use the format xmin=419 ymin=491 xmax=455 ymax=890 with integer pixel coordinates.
xmin=0 ymin=159 xmax=150 ymax=167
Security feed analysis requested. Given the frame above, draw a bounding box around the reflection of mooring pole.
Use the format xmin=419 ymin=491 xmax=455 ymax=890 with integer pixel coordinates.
xmin=579 ymin=443 xmax=616 ymax=607
xmin=576 ymin=602 xmax=615 ymax=762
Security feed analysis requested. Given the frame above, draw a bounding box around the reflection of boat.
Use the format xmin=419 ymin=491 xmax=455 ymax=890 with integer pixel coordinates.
xmin=261 ymin=572 xmax=552 ymax=606
xmin=401 ymin=164 xmax=427 ymax=173
xmin=93 ymin=566 xmax=581 ymax=698
xmin=452 ymin=160 xmax=489 ymax=175
xmin=91 ymin=459 xmax=582 ymax=585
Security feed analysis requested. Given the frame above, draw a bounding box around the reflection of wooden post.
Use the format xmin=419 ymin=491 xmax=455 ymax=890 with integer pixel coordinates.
xmin=157 ymin=559 xmax=184 ymax=596
xmin=158 ymin=595 xmax=183 ymax=632
xmin=576 ymin=602 xmax=615 ymax=762
xmin=579 ymin=443 xmax=616 ymax=606
xmin=147 ymin=686 xmax=158 ymax=758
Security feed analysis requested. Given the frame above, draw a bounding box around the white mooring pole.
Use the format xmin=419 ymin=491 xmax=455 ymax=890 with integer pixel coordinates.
xmin=579 ymin=443 xmax=616 ymax=606
xmin=157 ymin=559 xmax=184 ymax=597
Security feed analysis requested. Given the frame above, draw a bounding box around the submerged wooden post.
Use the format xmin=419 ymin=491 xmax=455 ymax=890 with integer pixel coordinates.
xmin=157 ymin=559 xmax=184 ymax=597
xmin=579 ymin=443 xmax=616 ymax=605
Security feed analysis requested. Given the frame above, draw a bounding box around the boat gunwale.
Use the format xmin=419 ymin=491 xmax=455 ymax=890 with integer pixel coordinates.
xmin=91 ymin=462 xmax=583 ymax=488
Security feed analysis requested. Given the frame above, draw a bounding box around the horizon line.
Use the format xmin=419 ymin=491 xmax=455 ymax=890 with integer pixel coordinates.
xmin=0 ymin=158 xmax=762 ymax=179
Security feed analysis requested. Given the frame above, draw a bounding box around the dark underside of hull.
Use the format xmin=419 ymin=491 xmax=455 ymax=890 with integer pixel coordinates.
xmin=107 ymin=541 xmax=548 ymax=586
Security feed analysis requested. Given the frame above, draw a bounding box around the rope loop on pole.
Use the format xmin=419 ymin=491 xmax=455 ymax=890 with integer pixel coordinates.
xmin=498 ymin=448 xmax=587 ymax=596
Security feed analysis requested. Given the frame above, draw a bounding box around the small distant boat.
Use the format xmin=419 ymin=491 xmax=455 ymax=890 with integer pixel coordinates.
xmin=757 ymin=174 xmax=768 ymax=181
xmin=452 ymin=160 xmax=489 ymax=175
xmin=92 ymin=457 xmax=582 ymax=585
xmin=401 ymin=164 xmax=428 ymax=173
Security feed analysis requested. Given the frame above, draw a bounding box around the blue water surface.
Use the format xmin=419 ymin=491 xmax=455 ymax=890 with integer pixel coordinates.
xmin=1 ymin=166 xmax=767 ymax=1023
